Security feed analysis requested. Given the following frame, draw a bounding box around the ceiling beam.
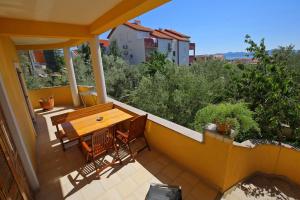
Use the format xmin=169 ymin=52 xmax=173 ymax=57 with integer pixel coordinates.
xmin=15 ymin=39 xmax=86 ymax=50
xmin=89 ymin=0 xmax=170 ymax=35
xmin=0 ymin=18 xmax=93 ymax=39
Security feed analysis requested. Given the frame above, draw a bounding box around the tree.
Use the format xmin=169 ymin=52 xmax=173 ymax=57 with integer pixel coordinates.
xmin=229 ymin=35 xmax=300 ymax=142
xmin=144 ymin=51 xmax=168 ymax=76
xmin=130 ymin=60 xmax=230 ymax=128
xmin=103 ymin=55 xmax=141 ymax=101
xmin=108 ymin=40 xmax=121 ymax=59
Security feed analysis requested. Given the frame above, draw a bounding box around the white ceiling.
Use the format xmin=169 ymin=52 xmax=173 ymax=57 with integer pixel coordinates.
xmin=0 ymin=0 xmax=122 ymax=25
xmin=11 ymin=37 xmax=68 ymax=45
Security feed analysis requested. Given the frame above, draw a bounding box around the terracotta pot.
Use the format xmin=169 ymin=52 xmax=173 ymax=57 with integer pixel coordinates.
xmin=39 ymin=97 xmax=54 ymax=110
xmin=216 ymin=122 xmax=231 ymax=135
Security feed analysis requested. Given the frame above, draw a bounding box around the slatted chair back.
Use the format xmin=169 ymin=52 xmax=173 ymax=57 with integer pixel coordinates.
xmin=128 ymin=114 xmax=148 ymax=141
xmin=91 ymin=128 xmax=114 ymax=158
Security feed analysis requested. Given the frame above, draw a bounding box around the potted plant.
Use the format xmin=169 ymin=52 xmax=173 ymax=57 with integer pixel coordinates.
xmin=39 ymin=96 xmax=54 ymax=110
xmin=194 ymin=102 xmax=260 ymax=138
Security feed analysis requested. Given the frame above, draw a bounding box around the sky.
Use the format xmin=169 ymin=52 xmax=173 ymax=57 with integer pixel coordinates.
xmin=101 ymin=0 xmax=300 ymax=55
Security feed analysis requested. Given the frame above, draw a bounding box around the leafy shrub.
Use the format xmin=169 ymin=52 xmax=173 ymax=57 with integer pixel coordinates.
xmin=226 ymin=35 xmax=300 ymax=142
xmin=194 ymin=102 xmax=260 ymax=138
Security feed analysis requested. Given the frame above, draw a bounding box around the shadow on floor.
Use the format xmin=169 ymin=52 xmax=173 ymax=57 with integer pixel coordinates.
xmin=222 ymin=173 xmax=300 ymax=200
xmin=34 ymin=107 xmax=219 ymax=200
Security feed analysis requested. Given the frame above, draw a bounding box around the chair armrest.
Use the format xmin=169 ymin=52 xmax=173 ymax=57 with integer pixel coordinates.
xmin=55 ymin=130 xmax=66 ymax=139
xmin=116 ymin=130 xmax=129 ymax=138
xmin=81 ymin=141 xmax=92 ymax=152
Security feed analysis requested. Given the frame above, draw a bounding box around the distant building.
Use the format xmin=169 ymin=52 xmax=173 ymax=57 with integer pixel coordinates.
xmin=99 ymin=39 xmax=110 ymax=54
xmin=107 ymin=20 xmax=196 ymax=65
xmin=196 ymin=54 xmax=225 ymax=62
xmin=230 ymin=58 xmax=258 ymax=65
xmin=31 ymin=39 xmax=109 ymax=66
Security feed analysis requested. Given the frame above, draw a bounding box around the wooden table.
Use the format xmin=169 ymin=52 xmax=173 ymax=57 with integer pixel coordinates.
xmin=61 ymin=108 xmax=133 ymax=138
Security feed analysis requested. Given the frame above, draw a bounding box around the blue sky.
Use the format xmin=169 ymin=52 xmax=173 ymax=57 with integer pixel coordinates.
xmin=101 ymin=0 xmax=300 ymax=55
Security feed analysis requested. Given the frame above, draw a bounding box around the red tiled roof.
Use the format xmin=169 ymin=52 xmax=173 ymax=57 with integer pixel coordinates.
xmin=107 ymin=21 xmax=190 ymax=42
xmin=150 ymin=30 xmax=172 ymax=40
xmin=107 ymin=21 xmax=153 ymax=39
xmin=164 ymin=29 xmax=190 ymax=38
xmin=156 ymin=29 xmax=189 ymax=42
xmin=123 ymin=22 xmax=153 ymax=32
xmin=99 ymin=39 xmax=109 ymax=47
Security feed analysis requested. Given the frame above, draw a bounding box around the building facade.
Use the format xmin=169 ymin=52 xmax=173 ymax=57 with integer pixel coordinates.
xmin=108 ymin=20 xmax=195 ymax=65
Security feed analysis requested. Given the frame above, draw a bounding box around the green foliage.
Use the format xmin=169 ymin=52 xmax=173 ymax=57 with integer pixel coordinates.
xmin=194 ymin=103 xmax=259 ymax=138
xmin=108 ymin=40 xmax=121 ymax=59
xmin=73 ymin=44 xmax=95 ymax=86
xmin=18 ymin=50 xmax=68 ymax=89
xmin=227 ymin=35 xmax=300 ymax=142
xmin=103 ymin=55 xmax=141 ymax=101
xmin=77 ymin=43 xmax=91 ymax=67
xmin=130 ymin=60 xmax=232 ymax=128
xmin=144 ymin=51 xmax=168 ymax=76
xmin=18 ymin=35 xmax=300 ymax=147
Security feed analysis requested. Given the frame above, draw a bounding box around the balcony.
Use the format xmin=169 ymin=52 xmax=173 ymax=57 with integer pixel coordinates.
xmin=144 ymin=38 xmax=158 ymax=49
xmin=27 ymin=85 xmax=300 ymax=200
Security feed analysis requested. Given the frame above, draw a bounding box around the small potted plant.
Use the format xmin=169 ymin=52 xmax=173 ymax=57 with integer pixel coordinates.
xmin=39 ymin=96 xmax=54 ymax=110
xmin=194 ymin=102 xmax=260 ymax=138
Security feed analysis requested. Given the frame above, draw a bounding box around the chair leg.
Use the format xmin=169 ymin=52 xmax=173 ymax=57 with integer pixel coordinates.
xmin=61 ymin=140 xmax=65 ymax=151
xmin=86 ymin=153 xmax=90 ymax=163
xmin=143 ymin=135 xmax=151 ymax=151
xmin=113 ymin=145 xmax=122 ymax=164
xmin=126 ymin=143 xmax=134 ymax=158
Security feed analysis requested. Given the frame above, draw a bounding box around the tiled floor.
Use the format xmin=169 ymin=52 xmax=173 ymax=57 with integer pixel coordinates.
xmin=221 ymin=173 xmax=300 ymax=200
xmin=34 ymin=107 xmax=219 ymax=200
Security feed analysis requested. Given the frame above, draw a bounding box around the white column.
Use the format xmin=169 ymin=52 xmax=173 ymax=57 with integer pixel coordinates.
xmin=63 ymin=47 xmax=80 ymax=107
xmin=89 ymin=36 xmax=107 ymax=104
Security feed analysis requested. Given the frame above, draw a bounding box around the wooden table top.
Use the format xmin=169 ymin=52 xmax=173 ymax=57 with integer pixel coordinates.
xmin=61 ymin=108 xmax=133 ymax=137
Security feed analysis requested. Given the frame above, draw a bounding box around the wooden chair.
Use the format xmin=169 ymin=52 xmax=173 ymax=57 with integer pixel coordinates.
xmin=115 ymin=114 xmax=150 ymax=158
xmin=50 ymin=102 xmax=114 ymax=151
xmin=81 ymin=128 xmax=121 ymax=174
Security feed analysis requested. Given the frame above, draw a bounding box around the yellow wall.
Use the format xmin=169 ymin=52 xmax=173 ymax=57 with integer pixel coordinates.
xmin=145 ymin=122 xmax=300 ymax=192
xmin=28 ymin=85 xmax=73 ymax=109
xmin=0 ymin=36 xmax=37 ymax=169
xmin=77 ymin=85 xmax=97 ymax=107
xmin=145 ymin=122 xmax=230 ymax=190
xmin=28 ymin=85 xmax=97 ymax=109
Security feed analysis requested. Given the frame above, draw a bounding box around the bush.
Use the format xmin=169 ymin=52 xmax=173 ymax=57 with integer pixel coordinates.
xmin=129 ymin=60 xmax=231 ymax=129
xmin=227 ymin=35 xmax=300 ymax=142
xmin=194 ymin=102 xmax=260 ymax=138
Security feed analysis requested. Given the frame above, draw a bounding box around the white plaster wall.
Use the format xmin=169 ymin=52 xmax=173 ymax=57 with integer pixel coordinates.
xmin=109 ymin=25 xmax=190 ymax=65
xmin=157 ymin=38 xmax=173 ymax=61
xmin=109 ymin=25 xmax=149 ymax=65
xmin=178 ymin=41 xmax=189 ymax=65
xmin=171 ymin=39 xmax=178 ymax=64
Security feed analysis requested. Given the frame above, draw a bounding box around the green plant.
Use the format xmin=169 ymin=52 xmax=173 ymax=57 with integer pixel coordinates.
xmin=144 ymin=51 xmax=168 ymax=76
xmin=194 ymin=103 xmax=260 ymax=138
xmin=227 ymin=35 xmax=300 ymax=141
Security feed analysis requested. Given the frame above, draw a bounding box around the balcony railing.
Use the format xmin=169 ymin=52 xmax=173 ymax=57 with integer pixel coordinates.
xmin=144 ymin=38 xmax=158 ymax=49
